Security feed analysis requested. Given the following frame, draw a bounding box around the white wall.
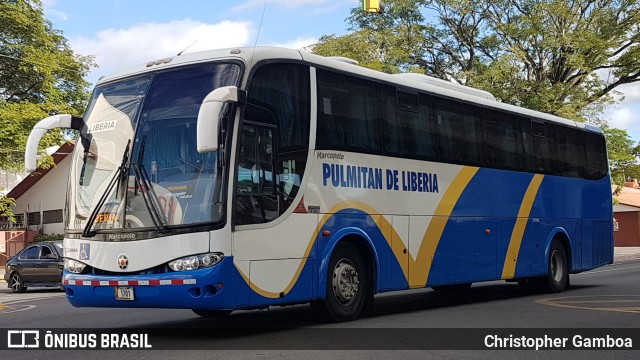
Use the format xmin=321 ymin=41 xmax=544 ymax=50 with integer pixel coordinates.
xmin=13 ymin=155 xmax=71 ymax=235
xmin=614 ymin=203 xmax=640 ymax=213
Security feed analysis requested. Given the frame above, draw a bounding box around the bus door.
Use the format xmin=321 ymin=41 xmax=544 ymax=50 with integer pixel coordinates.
xmin=233 ymin=104 xmax=313 ymax=306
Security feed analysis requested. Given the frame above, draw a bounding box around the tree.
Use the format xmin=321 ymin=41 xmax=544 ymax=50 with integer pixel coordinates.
xmin=312 ymin=0 xmax=640 ymax=122
xmin=605 ymin=127 xmax=639 ymax=183
xmin=1 ymin=0 xmax=95 ymax=170
xmin=0 ymin=0 xmax=96 ymax=219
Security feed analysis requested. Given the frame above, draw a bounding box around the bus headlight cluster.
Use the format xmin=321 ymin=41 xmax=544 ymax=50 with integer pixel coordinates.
xmin=168 ymin=253 xmax=224 ymax=272
xmin=65 ymin=259 xmax=87 ymax=274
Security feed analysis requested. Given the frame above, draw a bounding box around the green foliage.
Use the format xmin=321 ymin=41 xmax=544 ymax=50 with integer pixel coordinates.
xmin=0 ymin=0 xmax=96 ymax=220
xmin=0 ymin=0 xmax=96 ymax=172
xmin=604 ymin=127 xmax=639 ymax=183
xmin=0 ymin=191 xmax=17 ymax=222
xmin=312 ymin=0 xmax=640 ymax=122
xmin=34 ymin=233 xmax=64 ymax=242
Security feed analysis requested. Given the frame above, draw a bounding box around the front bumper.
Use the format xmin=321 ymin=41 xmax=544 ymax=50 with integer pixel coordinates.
xmin=63 ymin=257 xmax=240 ymax=310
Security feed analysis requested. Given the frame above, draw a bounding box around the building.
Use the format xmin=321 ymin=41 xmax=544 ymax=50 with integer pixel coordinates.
xmin=1 ymin=142 xmax=74 ymax=235
xmin=0 ymin=142 xmax=73 ymax=265
xmin=613 ymin=180 xmax=640 ymax=246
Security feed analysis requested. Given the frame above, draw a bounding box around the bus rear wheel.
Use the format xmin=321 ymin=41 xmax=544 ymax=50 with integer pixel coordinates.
xmin=315 ymin=242 xmax=367 ymax=322
xmin=191 ymin=309 xmax=233 ymax=318
xmin=542 ymin=240 xmax=569 ymax=293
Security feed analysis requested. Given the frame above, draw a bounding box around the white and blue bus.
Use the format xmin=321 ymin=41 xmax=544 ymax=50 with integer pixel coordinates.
xmin=25 ymin=47 xmax=613 ymax=321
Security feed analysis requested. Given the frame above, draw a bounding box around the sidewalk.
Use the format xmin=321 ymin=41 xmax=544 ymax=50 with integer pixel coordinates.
xmin=613 ymin=246 xmax=640 ymax=263
xmin=0 ymin=247 xmax=639 ymax=285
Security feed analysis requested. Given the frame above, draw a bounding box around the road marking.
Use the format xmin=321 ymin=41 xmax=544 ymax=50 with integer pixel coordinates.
xmin=1 ymin=294 xmax=66 ymax=305
xmin=0 ymin=293 xmax=66 ymax=314
xmin=537 ymin=295 xmax=640 ymax=314
xmin=0 ymin=304 xmax=37 ymax=314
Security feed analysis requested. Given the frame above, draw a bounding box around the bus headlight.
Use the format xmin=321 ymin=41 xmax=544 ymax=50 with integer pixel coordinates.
xmin=65 ymin=259 xmax=87 ymax=274
xmin=168 ymin=253 xmax=224 ymax=272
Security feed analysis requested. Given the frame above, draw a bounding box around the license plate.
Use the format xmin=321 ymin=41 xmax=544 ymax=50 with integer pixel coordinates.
xmin=115 ymin=286 xmax=135 ymax=301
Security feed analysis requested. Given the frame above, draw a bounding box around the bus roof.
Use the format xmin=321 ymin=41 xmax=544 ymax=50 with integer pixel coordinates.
xmin=97 ymin=46 xmax=603 ymax=135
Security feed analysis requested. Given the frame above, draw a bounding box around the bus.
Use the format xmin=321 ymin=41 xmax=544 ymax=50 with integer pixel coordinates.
xmin=24 ymin=47 xmax=613 ymax=322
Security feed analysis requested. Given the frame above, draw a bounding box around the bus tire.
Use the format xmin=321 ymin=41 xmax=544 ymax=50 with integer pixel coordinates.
xmin=317 ymin=242 xmax=367 ymax=322
xmin=191 ymin=309 xmax=233 ymax=318
xmin=541 ymin=240 xmax=569 ymax=293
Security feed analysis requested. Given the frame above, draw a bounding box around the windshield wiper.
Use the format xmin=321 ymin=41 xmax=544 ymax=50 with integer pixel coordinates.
xmin=82 ymin=140 xmax=131 ymax=238
xmin=131 ymin=135 xmax=168 ymax=233
xmin=131 ymin=162 xmax=168 ymax=233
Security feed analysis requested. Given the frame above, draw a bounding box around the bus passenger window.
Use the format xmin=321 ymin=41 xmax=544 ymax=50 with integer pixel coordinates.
xmin=316 ymin=69 xmax=381 ymax=153
xmin=435 ymin=98 xmax=484 ymax=165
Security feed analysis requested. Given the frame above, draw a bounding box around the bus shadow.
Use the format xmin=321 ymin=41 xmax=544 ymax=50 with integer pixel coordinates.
xmin=126 ymin=282 xmax=599 ymax=331
xmin=372 ymin=283 xmax=598 ymax=317
xmin=113 ymin=282 xmax=603 ymax=349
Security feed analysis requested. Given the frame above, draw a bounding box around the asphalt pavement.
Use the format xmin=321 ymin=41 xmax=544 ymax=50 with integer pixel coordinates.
xmin=1 ymin=247 xmax=639 ymax=285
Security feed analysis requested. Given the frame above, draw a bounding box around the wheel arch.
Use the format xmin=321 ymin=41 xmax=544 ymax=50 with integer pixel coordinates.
xmin=317 ymin=228 xmax=380 ymax=300
xmin=544 ymin=227 xmax=573 ymax=273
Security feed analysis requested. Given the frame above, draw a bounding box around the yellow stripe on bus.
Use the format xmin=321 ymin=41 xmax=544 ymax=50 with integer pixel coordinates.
xmin=410 ymin=166 xmax=479 ymax=287
xmin=501 ymin=174 xmax=544 ymax=279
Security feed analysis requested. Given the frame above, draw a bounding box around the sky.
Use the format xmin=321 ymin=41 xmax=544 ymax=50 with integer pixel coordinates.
xmin=41 ymin=0 xmax=640 ymax=142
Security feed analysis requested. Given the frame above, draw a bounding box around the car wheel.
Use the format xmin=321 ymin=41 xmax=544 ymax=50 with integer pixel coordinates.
xmin=10 ymin=272 xmax=27 ymax=293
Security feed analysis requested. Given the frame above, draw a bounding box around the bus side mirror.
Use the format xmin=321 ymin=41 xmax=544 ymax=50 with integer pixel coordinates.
xmin=25 ymin=114 xmax=84 ymax=172
xmin=197 ymin=86 xmax=243 ymax=153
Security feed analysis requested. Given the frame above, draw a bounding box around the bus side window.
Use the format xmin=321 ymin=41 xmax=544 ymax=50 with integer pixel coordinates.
xmin=483 ymin=110 xmax=524 ymax=170
xmin=435 ymin=98 xmax=484 ymax=165
xmin=317 ymin=96 xmax=344 ymax=147
xmin=527 ymin=120 xmax=555 ymax=174
xmin=247 ymin=62 xmax=310 ymax=217
xmin=316 ymin=69 xmax=381 ymax=153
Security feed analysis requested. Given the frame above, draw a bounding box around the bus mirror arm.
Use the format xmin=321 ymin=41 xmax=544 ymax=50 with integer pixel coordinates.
xmin=197 ymin=86 xmax=244 ymax=153
xmin=24 ymin=114 xmax=84 ymax=172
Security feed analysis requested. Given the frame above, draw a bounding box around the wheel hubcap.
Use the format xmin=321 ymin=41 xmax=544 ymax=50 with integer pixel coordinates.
xmin=11 ymin=275 xmax=21 ymax=291
xmin=550 ymin=250 xmax=564 ymax=283
xmin=332 ymin=258 xmax=359 ymax=305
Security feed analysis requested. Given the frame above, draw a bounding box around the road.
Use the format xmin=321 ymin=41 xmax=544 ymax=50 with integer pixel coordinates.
xmin=1 ymin=260 xmax=639 ymax=359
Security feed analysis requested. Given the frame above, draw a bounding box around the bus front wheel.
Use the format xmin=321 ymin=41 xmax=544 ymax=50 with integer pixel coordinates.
xmin=315 ymin=242 xmax=367 ymax=322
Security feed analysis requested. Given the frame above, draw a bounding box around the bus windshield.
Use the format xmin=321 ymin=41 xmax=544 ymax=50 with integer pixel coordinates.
xmin=67 ymin=62 xmax=241 ymax=233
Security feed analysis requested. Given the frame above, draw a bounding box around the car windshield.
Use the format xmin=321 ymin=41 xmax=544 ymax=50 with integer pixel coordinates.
xmin=66 ymin=62 xmax=241 ymax=234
